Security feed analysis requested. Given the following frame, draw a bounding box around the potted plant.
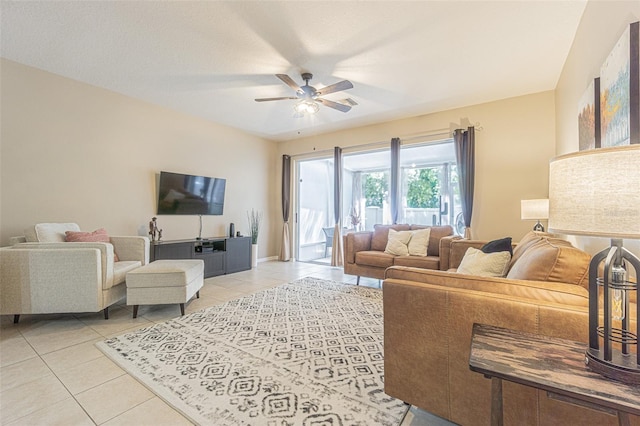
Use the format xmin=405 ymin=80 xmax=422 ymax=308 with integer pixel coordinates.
xmin=349 ymin=207 xmax=361 ymax=231
xmin=247 ymin=209 xmax=263 ymax=267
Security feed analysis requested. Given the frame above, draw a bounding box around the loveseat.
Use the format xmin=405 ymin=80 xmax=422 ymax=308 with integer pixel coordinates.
xmin=1 ymin=223 xmax=149 ymax=323
xmin=343 ymin=224 xmax=454 ymax=283
xmin=383 ymin=231 xmax=639 ymax=425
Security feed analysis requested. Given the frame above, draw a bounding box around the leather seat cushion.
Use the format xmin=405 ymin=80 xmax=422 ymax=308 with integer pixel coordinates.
xmin=355 ymin=251 xmax=395 ymax=268
xmin=393 ymin=255 xmax=440 ymax=270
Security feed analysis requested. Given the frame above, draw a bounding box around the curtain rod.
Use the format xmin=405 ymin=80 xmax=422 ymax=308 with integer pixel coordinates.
xmin=290 ymin=123 xmax=481 ymax=160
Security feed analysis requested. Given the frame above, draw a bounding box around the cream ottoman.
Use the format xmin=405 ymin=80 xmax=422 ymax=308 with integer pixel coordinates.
xmin=126 ymin=259 xmax=204 ymax=318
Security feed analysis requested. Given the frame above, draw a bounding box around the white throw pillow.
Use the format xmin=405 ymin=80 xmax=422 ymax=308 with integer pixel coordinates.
xmin=457 ymin=247 xmax=511 ymax=277
xmin=25 ymin=223 xmax=81 ymax=242
xmin=407 ymin=228 xmax=431 ymax=257
xmin=384 ymin=229 xmax=413 ymax=256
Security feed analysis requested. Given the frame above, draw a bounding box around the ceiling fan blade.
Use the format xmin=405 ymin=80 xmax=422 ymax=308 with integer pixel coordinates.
xmin=317 ymin=98 xmax=351 ymax=113
xmin=254 ymin=96 xmax=298 ymax=102
xmin=276 ymin=74 xmax=302 ymax=92
xmin=338 ymin=98 xmax=358 ymax=106
xmin=317 ymin=80 xmax=353 ymax=96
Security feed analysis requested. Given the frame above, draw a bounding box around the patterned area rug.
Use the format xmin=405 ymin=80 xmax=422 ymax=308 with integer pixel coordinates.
xmin=97 ymin=277 xmax=409 ymax=425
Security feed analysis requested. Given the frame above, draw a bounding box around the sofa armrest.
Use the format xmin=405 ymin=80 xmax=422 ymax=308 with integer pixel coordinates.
xmin=110 ymin=236 xmax=149 ymax=265
xmin=438 ymin=235 xmax=463 ymax=270
xmin=13 ymin=242 xmax=115 ymax=289
xmin=446 ymin=239 xmax=489 ymax=270
xmin=8 ymin=236 xmax=27 ymax=245
xmin=0 ymin=247 xmax=103 ymax=315
xmin=343 ymin=231 xmax=372 ymax=264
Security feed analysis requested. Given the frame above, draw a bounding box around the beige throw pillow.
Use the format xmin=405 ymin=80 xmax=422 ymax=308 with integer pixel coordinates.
xmin=457 ymin=247 xmax=511 ymax=277
xmin=384 ymin=228 xmax=432 ymax=257
xmin=384 ymin=229 xmax=413 ymax=256
xmin=407 ymin=228 xmax=431 ymax=257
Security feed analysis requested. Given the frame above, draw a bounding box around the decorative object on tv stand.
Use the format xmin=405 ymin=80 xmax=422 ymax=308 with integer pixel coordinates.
xmin=549 ymin=145 xmax=640 ymax=384
xmin=520 ymin=199 xmax=549 ymax=232
xmin=148 ymin=217 xmax=162 ymax=242
xmin=247 ymin=209 xmax=263 ymax=268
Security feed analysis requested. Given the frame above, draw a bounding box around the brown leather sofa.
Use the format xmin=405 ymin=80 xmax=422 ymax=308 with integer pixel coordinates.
xmin=383 ymin=232 xmax=639 ymax=426
xmin=343 ymin=224 xmax=454 ymax=284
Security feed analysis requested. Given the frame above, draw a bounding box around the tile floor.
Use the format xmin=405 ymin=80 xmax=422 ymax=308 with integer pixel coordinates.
xmin=0 ymin=260 xmax=454 ymax=426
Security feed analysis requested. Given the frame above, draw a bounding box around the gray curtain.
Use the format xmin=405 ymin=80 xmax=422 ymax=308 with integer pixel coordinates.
xmin=279 ymin=155 xmax=291 ymax=261
xmin=331 ymin=147 xmax=343 ymax=266
xmin=390 ymin=137 xmax=401 ymax=224
xmin=453 ymin=127 xmax=475 ymax=238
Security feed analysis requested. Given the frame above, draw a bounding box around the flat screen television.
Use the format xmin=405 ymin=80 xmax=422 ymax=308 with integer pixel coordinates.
xmin=157 ymin=171 xmax=226 ymax=215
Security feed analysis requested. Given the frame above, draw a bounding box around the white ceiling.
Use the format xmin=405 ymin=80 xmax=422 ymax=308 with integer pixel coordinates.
xmin=1 ymin=1 xmax=586 ymax=142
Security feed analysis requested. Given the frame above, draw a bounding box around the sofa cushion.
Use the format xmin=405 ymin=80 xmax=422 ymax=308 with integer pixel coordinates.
xmin=25 ymin=223 xmax=81 ymax=242
xmin=65 ymin=228 xmax=119 ymax=261
xmin=506 ymin=238 xmax=590 ymax=288
xmin=65 ymin=228 xmax=109 ymax=243
xmin=355 ymin=251 xmax=395 ymax=268
xmin=113 ymin=260 xmax=143 ymax=288
xmin=384 ymin=228 xmax=432 ymax=257
xmin=408 ymin=228 xmax=431 ymax=257
xmin=393 ymin=255 xmax=440 ymax=270
xmin=508 ymin=231 xmax=570 ymax=270
xmin=411 ymin=225 xmax=453 ymax=256
xmin=457 ymin=247 xmax=511 ymax=277
xmin=384 ymin=229 xmax=413 ymax=256
xmin=481 ymin=237 xmax=513 ymax=256
xmin=371 ymin=224 xmax=411 ymax=251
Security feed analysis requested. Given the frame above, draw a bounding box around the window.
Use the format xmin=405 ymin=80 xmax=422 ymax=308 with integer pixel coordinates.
xmin=343 ymin=149 xmax=390 ymax=231
xmin=399 ymin=141 xmax=462 ymax=231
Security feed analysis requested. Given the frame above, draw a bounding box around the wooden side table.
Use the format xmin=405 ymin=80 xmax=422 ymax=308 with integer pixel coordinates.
xmin=469 ymin=323 xmax=640 ymax=426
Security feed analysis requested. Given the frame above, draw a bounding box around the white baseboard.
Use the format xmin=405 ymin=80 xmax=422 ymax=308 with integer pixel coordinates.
xmin=258 ymin=256 xmax=278 ymax=263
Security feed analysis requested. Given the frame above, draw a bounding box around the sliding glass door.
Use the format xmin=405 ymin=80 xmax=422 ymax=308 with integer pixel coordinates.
xmin=293 ymin=138 xmax=463 ymax=264
xmin=296 ymin=156 xmax=334 ymax=262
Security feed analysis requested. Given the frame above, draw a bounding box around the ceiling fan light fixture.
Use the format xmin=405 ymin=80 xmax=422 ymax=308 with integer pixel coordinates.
xmin=256 ymin=73 xmax=353 ymax=114
xmin=294 ymin=100 xmax=319 ymax=115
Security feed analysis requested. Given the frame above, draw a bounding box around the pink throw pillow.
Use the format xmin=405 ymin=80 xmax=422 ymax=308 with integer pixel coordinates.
xmin=65 ymin=228 xmax=119 ymax=261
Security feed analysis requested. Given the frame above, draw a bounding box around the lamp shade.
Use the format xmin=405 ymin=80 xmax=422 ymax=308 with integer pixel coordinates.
xmin=548 ymin=145 xmax=640 ymax=239
xmin=521 ymin=199 xmax=549 ymax=220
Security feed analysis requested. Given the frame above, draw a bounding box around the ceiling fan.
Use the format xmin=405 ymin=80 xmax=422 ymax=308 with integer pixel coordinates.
xmin=254 ymin=73 xmax=355 ymax=113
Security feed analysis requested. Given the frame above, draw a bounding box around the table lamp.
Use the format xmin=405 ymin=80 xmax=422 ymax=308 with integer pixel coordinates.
xmin=548 ymin=145 xmax=640 ymax=384
xmin=521 ymin=199 xmax=549 ymax=232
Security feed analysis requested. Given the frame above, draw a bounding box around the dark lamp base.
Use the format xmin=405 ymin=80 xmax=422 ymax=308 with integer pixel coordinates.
xmin=532 ymin=221 xmax=545 ymax=232
xmin=586 ymin=348 xmax=640 ymax=385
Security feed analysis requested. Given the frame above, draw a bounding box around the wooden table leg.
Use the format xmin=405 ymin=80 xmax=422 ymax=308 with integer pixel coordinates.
xmin=491 ymin=377 xmax=503 ymax=426
xmin=619 ymin=411 xmax=630 ymax=426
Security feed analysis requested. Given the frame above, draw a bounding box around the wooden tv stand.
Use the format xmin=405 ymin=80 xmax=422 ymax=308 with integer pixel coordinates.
xmin=150 ymin=236 xmax=251 ymax=278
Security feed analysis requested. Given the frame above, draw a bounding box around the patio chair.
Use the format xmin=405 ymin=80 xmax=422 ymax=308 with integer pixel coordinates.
xmin=322 ymin=227 xmax=334 ymax=257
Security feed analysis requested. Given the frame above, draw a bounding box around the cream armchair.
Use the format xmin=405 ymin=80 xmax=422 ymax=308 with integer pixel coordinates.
xmin=1 ymin=223 xmax=149 ymax=323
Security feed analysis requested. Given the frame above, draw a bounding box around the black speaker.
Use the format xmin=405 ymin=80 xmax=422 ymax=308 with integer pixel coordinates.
xmin=229 ymin=223 xmax=235 ymax=237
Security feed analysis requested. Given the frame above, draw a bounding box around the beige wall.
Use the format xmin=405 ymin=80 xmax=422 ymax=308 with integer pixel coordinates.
xmin=277 ymin=91 xmax=556 ymax=243
xmin=555 ymin=1 xmax=640 ymax=257
xmin=0 ymin=59 xmax=279 ymax=259
xmin=556 ymin=0 xmax=640 ymax=155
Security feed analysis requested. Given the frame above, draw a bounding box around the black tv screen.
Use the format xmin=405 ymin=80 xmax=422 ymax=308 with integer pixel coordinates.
xmin=157 ymin=171 xmax=226 ymax=215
